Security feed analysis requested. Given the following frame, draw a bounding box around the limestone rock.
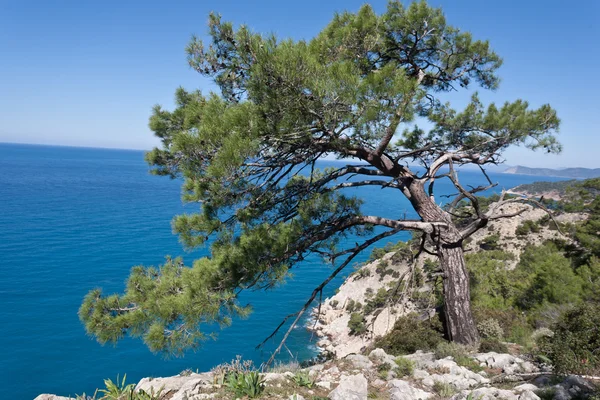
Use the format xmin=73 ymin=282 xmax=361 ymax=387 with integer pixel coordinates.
xmin=388 ymin=379 xmax=433 ymax=400
xmin=346 ymin=354 xmax=374 ymax=370
xmin=328 ymin=373 xmax=368 ymax=400
xmin=34 ymin=396 xmax=73 ymax=400
xmin=518 ymin=390 xmax=541 ymax=400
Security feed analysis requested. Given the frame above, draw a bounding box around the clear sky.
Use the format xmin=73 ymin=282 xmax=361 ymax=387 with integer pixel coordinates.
xmin=1 ymin=0 xmax=598 ymax=168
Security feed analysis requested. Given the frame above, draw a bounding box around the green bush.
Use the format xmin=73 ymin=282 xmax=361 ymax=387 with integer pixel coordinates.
xmin=346 ymin=299 xmax=362 ymax=313
xmin=225 ymin=371 xmax=265 ymax=398
xmin=363 ymin=288 xmax=388 ymax=315
xmin=480 ymin=233 xmax=501 ymax=250
xmin=542 ymin=303 xmax=600 ymax=375
xmin=292 ymin=371 xmax=314 ymax=388
xmin=478 ymin=339 xmax=509 ymax=353
xmin=373 ymin=313 xmax=443 ymax=355
xmin=394 ymin=357 xmax=415 ymax=377
xmin=516 ymin=220 xmax=540 ymax=236
xmin=477 ymin=318 xmax=504 ymax=339
xmin=435 ymin=342 xmax=482 ymax=372
xmin=348 ymin=312 xmax=367 ymax=335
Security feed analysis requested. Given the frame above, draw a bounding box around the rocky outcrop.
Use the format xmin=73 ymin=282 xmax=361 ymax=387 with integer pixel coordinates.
xmin=311 ymin=204 xmax=583 ymax=358
xmin=36 ymin=347 xmax=598 ymax=399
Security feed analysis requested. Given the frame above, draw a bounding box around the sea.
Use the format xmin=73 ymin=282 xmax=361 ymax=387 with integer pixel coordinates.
xmin=0 ymin=143 xmax=569 ymax=399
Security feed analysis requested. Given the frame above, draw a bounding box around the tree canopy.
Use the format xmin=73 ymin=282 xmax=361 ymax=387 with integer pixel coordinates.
xmin=80 ymin=1 xmax=560 ymax=358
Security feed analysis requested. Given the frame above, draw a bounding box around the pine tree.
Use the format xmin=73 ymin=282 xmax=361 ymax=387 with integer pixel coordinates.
xmin=80 ymin=1 xmax=560 ymax=359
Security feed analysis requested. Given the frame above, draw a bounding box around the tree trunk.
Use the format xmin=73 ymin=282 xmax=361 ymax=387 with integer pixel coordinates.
xmin=406 ymin=180 xmax=480 ymax=345
xmin=438 ymin=241 xmax=480 ymax=344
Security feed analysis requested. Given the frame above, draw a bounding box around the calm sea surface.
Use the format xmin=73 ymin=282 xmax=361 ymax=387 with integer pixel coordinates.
xmin=0 ymin=143 xmax=568 ymax=398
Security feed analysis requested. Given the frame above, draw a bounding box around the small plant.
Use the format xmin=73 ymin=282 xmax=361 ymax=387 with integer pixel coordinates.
xmin=98 ymin=374 xmax=135 ymax=400
xmin=76 ymin=391 xmax=99 ymax=400
xmin=479 ymin=233 xmax=500 ymax=250
xmin=435 ymin=341 xmax=482 ymax=372
xmin=135 ymin=387 xmax=165 ymax=400
xmin=394 ymin=357 xmax=415 ymax=377
xmin=225 ymin=371 xmax=265 ymax=398
xmin=345 ymin=299 xmax=362 ymax=313
xmin=373 ymin=313 xmax=443 ymax=355
xmin=348 ymin=312 xmax=367 ymax=335
xmin=432 ymin=381 xmax=456 ymax=397
xmin=329 ymin=299 xmax=339 ymax=308
xmin=478 ymin=338 xmax=509 ymax=354
xmin=477 ymin=318 xmax=504 ymax=340
xmin=292 ymin=370 xmax=314 ymax=388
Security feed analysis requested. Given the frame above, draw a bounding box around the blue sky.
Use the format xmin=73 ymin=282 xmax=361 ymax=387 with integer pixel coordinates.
xmin=1 ymin=0 xmax=598 ymax=168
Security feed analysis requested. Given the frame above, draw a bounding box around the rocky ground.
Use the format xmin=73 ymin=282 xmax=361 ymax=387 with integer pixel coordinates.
xmin=36 ymin=346 xmax=598 ymax=399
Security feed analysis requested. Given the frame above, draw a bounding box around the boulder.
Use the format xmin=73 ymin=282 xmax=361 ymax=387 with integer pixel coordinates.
xmin=518 ymin=390 xmax=541 ymax=400
xmin=34 ymin=396 xmax=73 ymax=400
xmin=346 ymin=354 xmax=374 ymax=370
xmin=328 ymin=373 xmax=368 ymax=400
xmin=388 ymin=379 xmax=433 ymax=400
xmin=135 ymin=372 xmax=213 ymax=400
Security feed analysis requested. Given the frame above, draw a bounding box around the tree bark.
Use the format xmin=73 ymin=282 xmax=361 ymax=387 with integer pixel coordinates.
xmin=406 ymin=180 xmax=480 ymax=345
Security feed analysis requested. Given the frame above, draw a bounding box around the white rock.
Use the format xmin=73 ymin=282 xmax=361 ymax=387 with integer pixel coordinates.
xmin=514 ymin=383 xmax=538 ymax=393
xmin=346 ymin=354 xmax=374 ymax=370
xmin=289 ymin=394 xmax=306 ymax=400
xmin=518 ymin=390 xmax=541 ymax=400
xmin=34 ymin=396 xmax=73 ymax=400
xmin=316 ymin=381 xmax=332 ymax=390
xmin=467 ymin=387 xmax=519 ymax=400
xmin=388 ymin=379 xmax=433 ymax=400
xmin=135 ymin=372 xmax=212 ymax=398
xmin=328 ymin=373 xmax=368 ymax=400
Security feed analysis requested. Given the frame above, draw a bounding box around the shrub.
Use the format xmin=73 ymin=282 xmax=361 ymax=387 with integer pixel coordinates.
xmin=364 ymin=288 xmax=388 ymax=315
xmin=516 ymin=220 xmax=540 ymax=236
xmin=435 ymin=342 xmax=482 ymax=372
xmin=348 ymin=312 xmax=367 ymax=336
xmin=346 ymin=299 xmax=362 ymax=313
xmin=394 ymin=357 xmax=415 ymax=377
xmin=477 ymin=318 xmax=504 ymax=339
xmin=432 ymin=381 xmax=456 ymax=397
xmin=292 ymin=371 xmax=314 ymax=388
xmin=542 ymin=303 xmax=600 ymax=375
xmin=329 ymin=300 xmax=338 ymax=308
xmin=480 ymin=233 xmax=501 ymax=250
xmin=373 ymin=313 xmax=443 ymax=355
xmin=479 ymin=339 xmax=509 ymax=354
xmin=225 ymin=371 xmax=265 ymax=398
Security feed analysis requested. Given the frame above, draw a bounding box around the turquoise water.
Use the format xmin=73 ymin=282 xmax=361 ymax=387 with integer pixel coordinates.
xmin=0 ymin=143 xmax=567 ymax=398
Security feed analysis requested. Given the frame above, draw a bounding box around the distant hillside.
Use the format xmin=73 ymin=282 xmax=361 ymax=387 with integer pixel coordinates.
xmin=504 ymin=166 xmax=600 ymax=179
xmin=510 ymin=180 xmax=577 ymax=199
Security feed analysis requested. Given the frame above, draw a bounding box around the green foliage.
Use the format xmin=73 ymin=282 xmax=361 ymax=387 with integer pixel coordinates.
xmin=476 ymin=318 xmax=503 ymax=340
xmin=435 ymin=341 xmax=482 ymax=372
xmin=292 ymin=371 xmax=314 ymax=388
xmin=225 ymin=371 xmax=265 ymax=398
xmin=432 ymin=381 xmax=456 ymax=398
xmin=542 ymin=303 xmax=600 ymax=376
xmin=467 ymin=250 xmax=516 ymax=310
xmin=516 ymin=220 xmax=540 ymax=236
xmin=98 ymin=375 xmax=135 ymax=400
xmin=348 ymin=312 xmax=367 ymax=335
xmin=479 ymin=233 xmax=500 ymax=250
xmin=363 ymin=288 xmax=389 ymax=315
xmin=374 ymin=314 xmax=443 ymax=355
xmin=82 ymin=0 xmax=561 ymax=353
xmin=394 ymin=357 xmax=415 ymax=377
xmin=478 ymin=339 xmax=509 ymax=354
xmin=346 ymin=299 xmax=362 ymax=313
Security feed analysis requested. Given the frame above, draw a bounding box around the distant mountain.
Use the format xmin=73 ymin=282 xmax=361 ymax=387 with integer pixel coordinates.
xmin=504 ymin=166 xmax=600 ymax=179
